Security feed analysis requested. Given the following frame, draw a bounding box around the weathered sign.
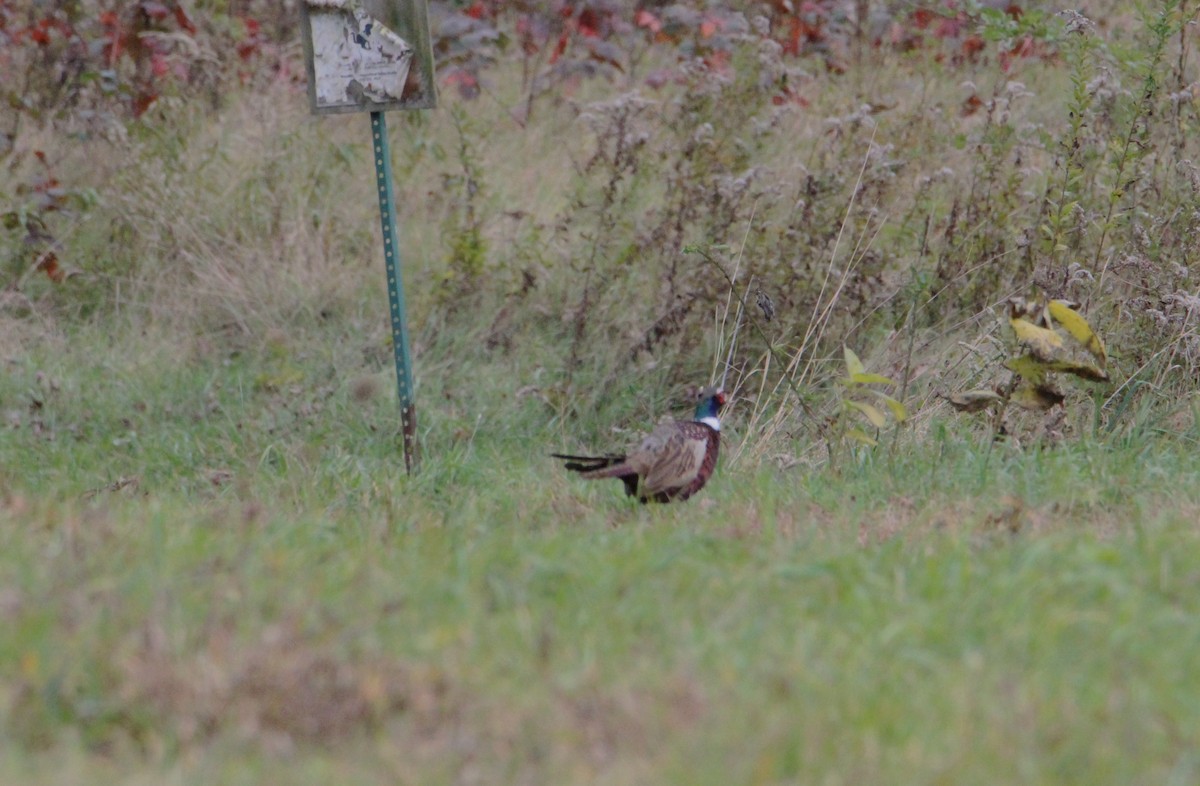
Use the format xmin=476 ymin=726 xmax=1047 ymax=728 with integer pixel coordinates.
xmin=300 ymin=0 xmax=436 ymax=114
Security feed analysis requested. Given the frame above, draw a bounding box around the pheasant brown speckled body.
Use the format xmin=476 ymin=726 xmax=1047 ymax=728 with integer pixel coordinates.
xmin=553 ymin=388 xmax=725 ymax=504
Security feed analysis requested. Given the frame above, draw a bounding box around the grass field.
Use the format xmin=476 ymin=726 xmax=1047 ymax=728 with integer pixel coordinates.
xmin=3 ymin=319 xmax=1200 ymax=784
xmin=4 ymin=1 xmax=1200 ymax=783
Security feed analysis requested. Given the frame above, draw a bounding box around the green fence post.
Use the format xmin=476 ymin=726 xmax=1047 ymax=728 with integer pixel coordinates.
xmin=370 ymin=110 xmax=418 ymax=473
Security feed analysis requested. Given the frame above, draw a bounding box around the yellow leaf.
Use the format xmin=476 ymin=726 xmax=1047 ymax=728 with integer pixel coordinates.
xmin=1011 ymin=381 xmax=1064 ymax=411
xmin=947 ymin=389 xmax=1005 ymax=412
xmin=870 ymin=390 xmax=908 ymax=422
xmin=1004 ymin=354 xmax=1048 ymax=385
xmin=845 ymin=427 xmax=878 ymax=446
xmin=843 ymin=346 xmax=866 ymax=377
xmin=850 ymin=372 xmax=896 ymax=386
xmin=1047 ymin=358 xmax=1109 ymax=383
xmin=1048 ymin=299 xmax=1107 ymax=366
xmin=1010 ymin=316 xmax=1064 ymax=361
xmin=846 ymin=400 xmax=887 ymax=428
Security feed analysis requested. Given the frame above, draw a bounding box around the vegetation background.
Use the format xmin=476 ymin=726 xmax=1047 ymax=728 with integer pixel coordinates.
xmin=2 ymin=0 xmax=1200 ymax=783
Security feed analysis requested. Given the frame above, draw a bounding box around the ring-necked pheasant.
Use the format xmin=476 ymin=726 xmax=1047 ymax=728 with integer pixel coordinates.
xmin=552 ymin=387 xmax=726 ymax=503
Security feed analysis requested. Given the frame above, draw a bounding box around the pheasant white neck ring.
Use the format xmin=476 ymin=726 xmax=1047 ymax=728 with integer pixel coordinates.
xmin=699 ymin=416 xmax=721 ymax=431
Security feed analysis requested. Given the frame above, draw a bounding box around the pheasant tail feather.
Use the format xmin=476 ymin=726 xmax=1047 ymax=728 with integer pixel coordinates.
xmin=551 ymin=453 xmax=640 ymax=498
xmin=550 ymin=453 xmax=626 ymax=474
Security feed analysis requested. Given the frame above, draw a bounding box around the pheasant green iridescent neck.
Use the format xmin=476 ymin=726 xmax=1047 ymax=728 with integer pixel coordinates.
xmin=694 ymin=392 xmax=724 ymax=432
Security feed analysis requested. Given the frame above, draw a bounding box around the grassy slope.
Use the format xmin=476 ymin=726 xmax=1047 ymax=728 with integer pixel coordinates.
xmin=4 ymin=4 xmax=1200 ymax=783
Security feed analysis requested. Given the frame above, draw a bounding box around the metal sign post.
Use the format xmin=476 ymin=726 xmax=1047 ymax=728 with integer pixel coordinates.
xmin=300 ymin=0 xmax=436 ymax=473
xmin=371 ymin=110 xmax=417 ymax=471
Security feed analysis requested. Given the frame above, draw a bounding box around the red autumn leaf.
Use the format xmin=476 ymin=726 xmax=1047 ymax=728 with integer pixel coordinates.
xmin=242 ymin=17 xmax=260 ymax=36
xmin=634 ymin=10 xmax=660 ymax=33
xmin=961 ymin=34 xmax=985 ymax=59
xmin=132 ymin=91 xmax=159 ymax=117
xmin=961 ymin=93 xmax=984 ymax=116
xmin=1000 ymin=35 xmax=1036 ymax=71
xmin=36 ymin=252 xmax=64 ymax=283
xmin=934 ymin=18 xmax=964 ymax=38
xmin=515 ymin=15 xmax=546 ymax=53
xmin=464 ymin=2 xmax=488 ymax=20
xmin=443 ymin=70 xmax=472 ymax=85
xmin=1011 ymin=36 xmax=1035 ymax=58
xmin=548 ymin=30 xmax=568 ymax=64
xmin=173 ymin=5 xmax=197 ymax=34
xmin=773 ymin=86 xmax=810 ymax=107
xmin=443 ymin=68 xmax=480 ymax=99
xmin=784 ymin=17 xmax=804 ymax=55
xmin=577 ymin=8 xmax=601 ymax=38
xmin=151 ymin=52 xmax=169 ymax=78
xmin=703 ymin=49 xmax=731 ymax=72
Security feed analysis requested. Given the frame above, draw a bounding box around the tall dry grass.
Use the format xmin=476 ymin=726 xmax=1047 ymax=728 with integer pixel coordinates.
xmin=3 ymin=3 xmax=1198 ymax=457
